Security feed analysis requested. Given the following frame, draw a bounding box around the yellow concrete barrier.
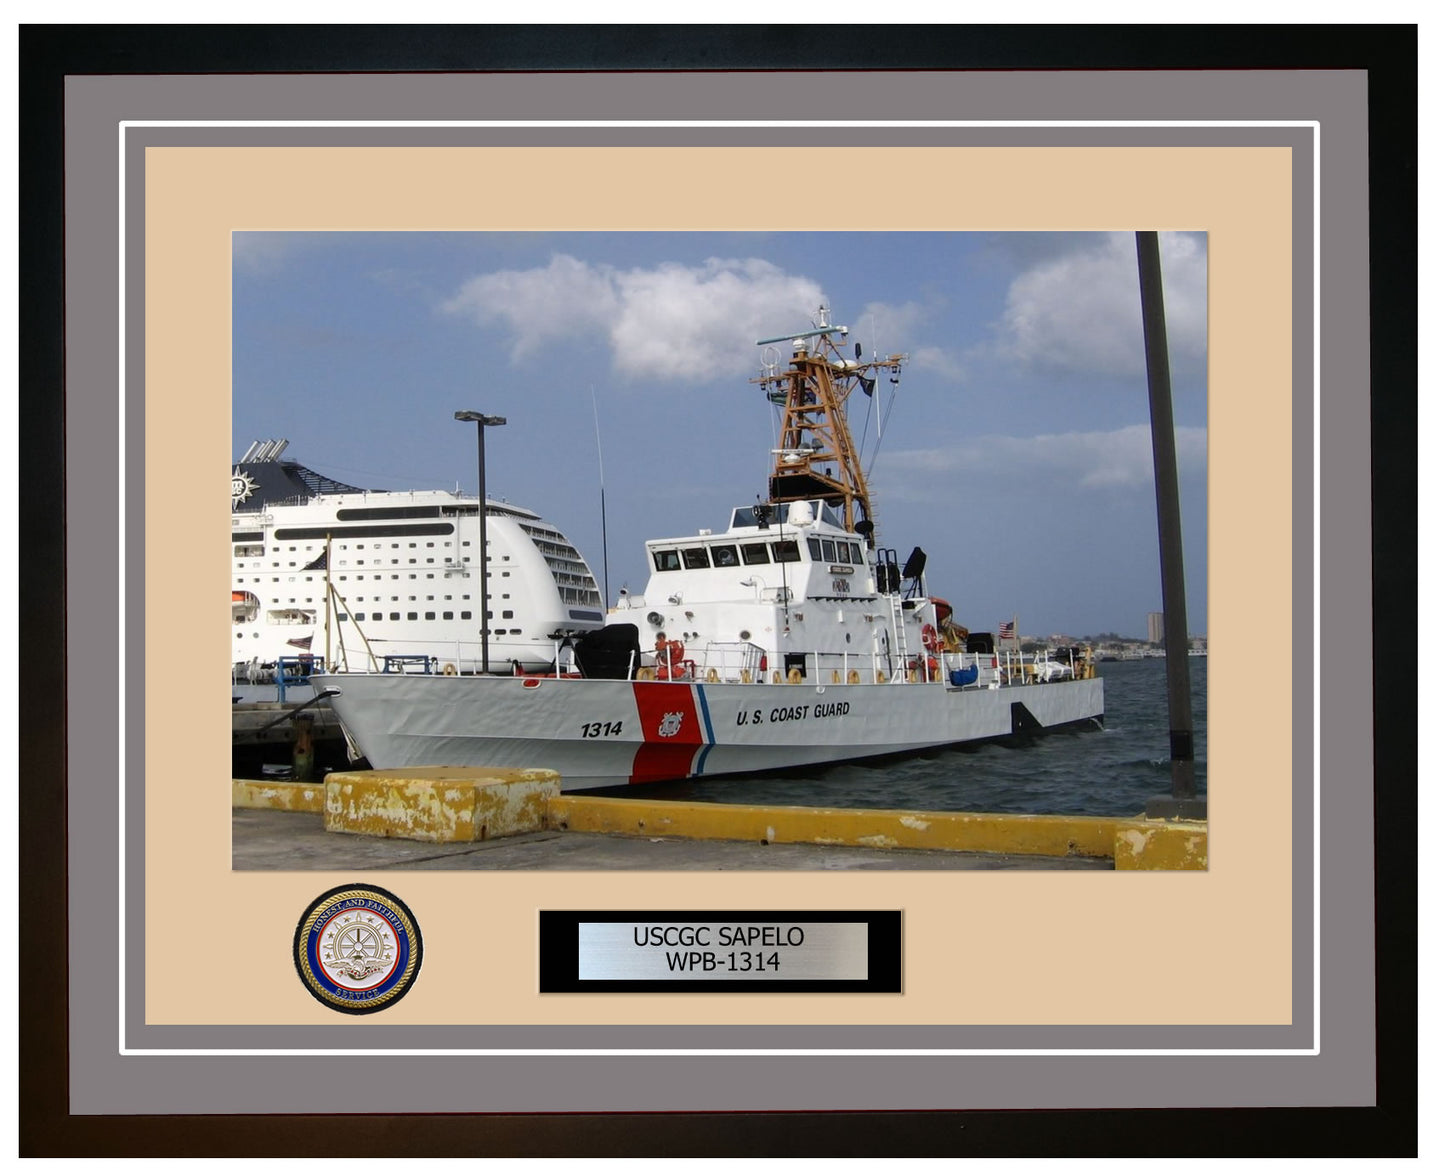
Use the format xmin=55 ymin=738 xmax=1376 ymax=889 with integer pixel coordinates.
xmin=232 ymin=779 xmax=326 ymax=813
xmin=1113 ymin=820 xmax=1209 ymax=870
xmin=546 ymin=795 xmax=1206 ymax=869
xmin=324 ymin=766 xmax=560 ymax=843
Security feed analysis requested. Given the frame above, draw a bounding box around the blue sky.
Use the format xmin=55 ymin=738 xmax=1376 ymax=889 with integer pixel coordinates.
xmin=233 ymin=231 xmax=1207 ymax=639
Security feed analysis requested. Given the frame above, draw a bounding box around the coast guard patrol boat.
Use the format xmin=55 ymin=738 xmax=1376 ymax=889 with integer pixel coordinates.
xmin=316 ymin=308 xmax=1103 ymax=789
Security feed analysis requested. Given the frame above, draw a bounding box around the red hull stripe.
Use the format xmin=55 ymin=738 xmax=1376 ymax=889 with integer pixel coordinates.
xmin=629 ymin=683 xmax=704 ymax=784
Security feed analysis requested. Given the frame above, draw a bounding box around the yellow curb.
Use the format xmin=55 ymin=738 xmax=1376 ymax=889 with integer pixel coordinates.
xmin=232 ymin=779 xmax=327 ymax=813
xmin=1113 ymin=820 xmax=1209 ymax=870
xmin=323 ymin=766 xmax=560 ymax=843
xmin=546 ymin=795 xmax=1207 ymax=869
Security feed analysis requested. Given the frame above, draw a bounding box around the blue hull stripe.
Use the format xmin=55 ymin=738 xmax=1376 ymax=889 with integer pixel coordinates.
xmin=692 ymin=686 xmax=716 ymax=776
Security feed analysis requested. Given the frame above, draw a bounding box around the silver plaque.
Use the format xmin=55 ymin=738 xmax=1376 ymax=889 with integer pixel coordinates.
xmin=577 ymin=921 xmax=870 ymax=981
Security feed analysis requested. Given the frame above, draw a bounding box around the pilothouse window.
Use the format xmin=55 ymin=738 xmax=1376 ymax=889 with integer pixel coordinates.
xmin=652 ymin=549 xmax=682 ymax=572
xmin=741 ymin=543 xmax=770 ymax=566
xmin=771 ymin=540 xmax=800 ymax=563
xmin=712 ymin=545 xmax=739 ymax=567
xmin=682 ymin=547 xmax=710 ymax=570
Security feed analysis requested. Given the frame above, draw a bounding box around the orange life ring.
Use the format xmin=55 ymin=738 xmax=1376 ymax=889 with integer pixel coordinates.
xmin=921 ymin=623 xmax=940 ymax=653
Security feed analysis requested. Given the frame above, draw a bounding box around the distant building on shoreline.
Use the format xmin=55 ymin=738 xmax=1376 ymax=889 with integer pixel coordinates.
xmin=1146 ymin=611 xmax=1165 ymax=644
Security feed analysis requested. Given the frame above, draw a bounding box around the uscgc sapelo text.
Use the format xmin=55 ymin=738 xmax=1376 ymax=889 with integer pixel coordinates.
xmin=633 ymin=925 xmax=806 ymax=947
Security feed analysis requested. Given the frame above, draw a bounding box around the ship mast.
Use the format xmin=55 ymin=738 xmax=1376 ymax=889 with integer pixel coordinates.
xmin=753 ymin=306 xmax=906 ymax=543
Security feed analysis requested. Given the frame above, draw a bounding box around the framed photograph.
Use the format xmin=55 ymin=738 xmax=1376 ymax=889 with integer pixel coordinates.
xmin=19 ymin=24 xmax=1415 ymax=1156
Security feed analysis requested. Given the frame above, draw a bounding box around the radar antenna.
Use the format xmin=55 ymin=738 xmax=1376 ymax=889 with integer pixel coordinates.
xmin=751 ymin=310 xmax=907 ymax=542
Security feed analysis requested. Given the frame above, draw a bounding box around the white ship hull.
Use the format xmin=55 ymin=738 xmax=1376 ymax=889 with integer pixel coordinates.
xmin=316 ymin=671 xmax=1104 ymax=791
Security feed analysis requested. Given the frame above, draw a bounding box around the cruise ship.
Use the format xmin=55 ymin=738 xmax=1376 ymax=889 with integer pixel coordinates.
xmin=231 ymin=440 xmax=606 ymax=682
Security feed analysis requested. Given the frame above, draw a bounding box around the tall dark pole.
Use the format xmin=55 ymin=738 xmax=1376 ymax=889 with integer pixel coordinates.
xmin=455 ymin=411 xmax=506 ymax=674
xmin=1135 ymin=232 xmax=1202 ymax=818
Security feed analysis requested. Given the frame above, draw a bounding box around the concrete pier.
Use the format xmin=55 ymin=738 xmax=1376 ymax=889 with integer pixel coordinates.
xmin=232 ymin=768 xmax=1206 ymax=871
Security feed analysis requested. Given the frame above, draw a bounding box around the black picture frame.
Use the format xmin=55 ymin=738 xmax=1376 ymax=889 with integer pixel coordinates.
xmin=19 ymin=23 xmax=1417 ymax=1157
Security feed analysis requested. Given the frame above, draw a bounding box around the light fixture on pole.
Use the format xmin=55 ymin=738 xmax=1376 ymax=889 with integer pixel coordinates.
xmin=454 ymin=411 xmax=507 ymax=673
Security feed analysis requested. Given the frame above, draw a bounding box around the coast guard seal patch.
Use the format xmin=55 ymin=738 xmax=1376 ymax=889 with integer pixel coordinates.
xmin=293 ymin=884 xmax=422 ymax=1014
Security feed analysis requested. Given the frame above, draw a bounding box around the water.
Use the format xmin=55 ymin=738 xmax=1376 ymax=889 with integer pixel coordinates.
xmin=582 ymin=658 xmax=1207 ymax=817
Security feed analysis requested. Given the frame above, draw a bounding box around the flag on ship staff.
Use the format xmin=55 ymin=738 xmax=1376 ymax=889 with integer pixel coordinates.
xmin=998 ymin=620 xmax=1016 ymax=640
xmin=303 ymin=549 xmax=328 ymax=571
xmin=286 ymin=634 xmax=313 ymax=650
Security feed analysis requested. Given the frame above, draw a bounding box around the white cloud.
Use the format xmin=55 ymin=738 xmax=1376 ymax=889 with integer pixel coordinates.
xmin=876 ymin=423 xmax=1207 ymax=496
xmin=989 ymin=232 xmax=1207 ymax=377
xmin=442 ymin=254 xmax=828 ymax=380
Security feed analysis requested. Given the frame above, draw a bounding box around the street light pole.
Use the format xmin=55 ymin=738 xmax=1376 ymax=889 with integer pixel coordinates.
xmin=454 ymin=411 xmax=507 ymax=674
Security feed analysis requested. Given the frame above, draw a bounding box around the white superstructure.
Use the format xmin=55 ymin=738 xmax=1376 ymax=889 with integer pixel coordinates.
xmin=231 ymin=440 xmax=604 ymax=678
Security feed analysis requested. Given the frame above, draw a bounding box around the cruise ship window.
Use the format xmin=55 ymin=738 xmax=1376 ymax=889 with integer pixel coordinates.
xmin=390 ymin=613 xmax=400 ymax=621
xmin=425 ymin=612 xmax=435 ymax=620
xmin=502 ymin=610 xmax=514 ymax=619
xmin=372 ymin=613 xmax=383 ymax=621
xmin=442 ymin=611 xmax=453 ymax=620
xmin=509 ymin=628 xmax=522 ymax=635
xmin=407 ymin=612 xmax=417 ymax=620
xmin=460 ymin=611 xmax=472 ymax=620
xmin=741 ymin=543 xmax=770 ymax=566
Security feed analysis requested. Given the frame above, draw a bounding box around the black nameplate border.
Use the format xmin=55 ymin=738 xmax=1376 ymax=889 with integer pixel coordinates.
xmin=539 ymin=910 xmax=901 ymax=993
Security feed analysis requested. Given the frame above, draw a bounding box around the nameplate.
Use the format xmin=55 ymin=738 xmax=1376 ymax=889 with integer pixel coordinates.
xmin=539 ymin=910 xmax=901 ymax=993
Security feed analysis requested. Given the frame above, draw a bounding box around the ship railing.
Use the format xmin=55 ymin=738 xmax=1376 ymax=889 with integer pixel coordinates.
xmin=381 ymin=654 xmax=436 ymax=675
xmin=672 ymin=641 xmax=765 ymax=684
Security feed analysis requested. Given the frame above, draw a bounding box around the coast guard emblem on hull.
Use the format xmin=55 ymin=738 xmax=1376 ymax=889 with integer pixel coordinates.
xmin=231 ymin=467 xmax=257 ymax=509
xmin=658 ymin=711 xmax=685 ymax=738
xmin=293 ymin=884 xmax=423 ymax=1015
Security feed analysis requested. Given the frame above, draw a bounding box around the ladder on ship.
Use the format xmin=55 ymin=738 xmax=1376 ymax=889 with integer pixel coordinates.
xmin=876 ymin=548 xmax=910 ymax=681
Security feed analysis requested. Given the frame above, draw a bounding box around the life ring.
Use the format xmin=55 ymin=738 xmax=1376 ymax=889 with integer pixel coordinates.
xmin=847 ymin=669 xmax=860 ymax=684
xmin=921 ymin=623 xmax=940 ymax=653
xmin=442 ymin=663 xmax=458 ymax=676
xmin=787 ymin=668 xmax=803 ymax=684
xmin=705 ymin=667 xmax=720 ymax=683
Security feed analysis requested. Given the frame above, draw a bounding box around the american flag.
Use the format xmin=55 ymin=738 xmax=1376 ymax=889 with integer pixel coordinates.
xmin=998 ymin=620 xmax=1016 ymax=639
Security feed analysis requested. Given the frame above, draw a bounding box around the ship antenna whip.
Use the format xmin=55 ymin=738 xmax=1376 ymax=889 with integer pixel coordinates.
xmin=590 ymin=385 xmax=610 ymax=605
